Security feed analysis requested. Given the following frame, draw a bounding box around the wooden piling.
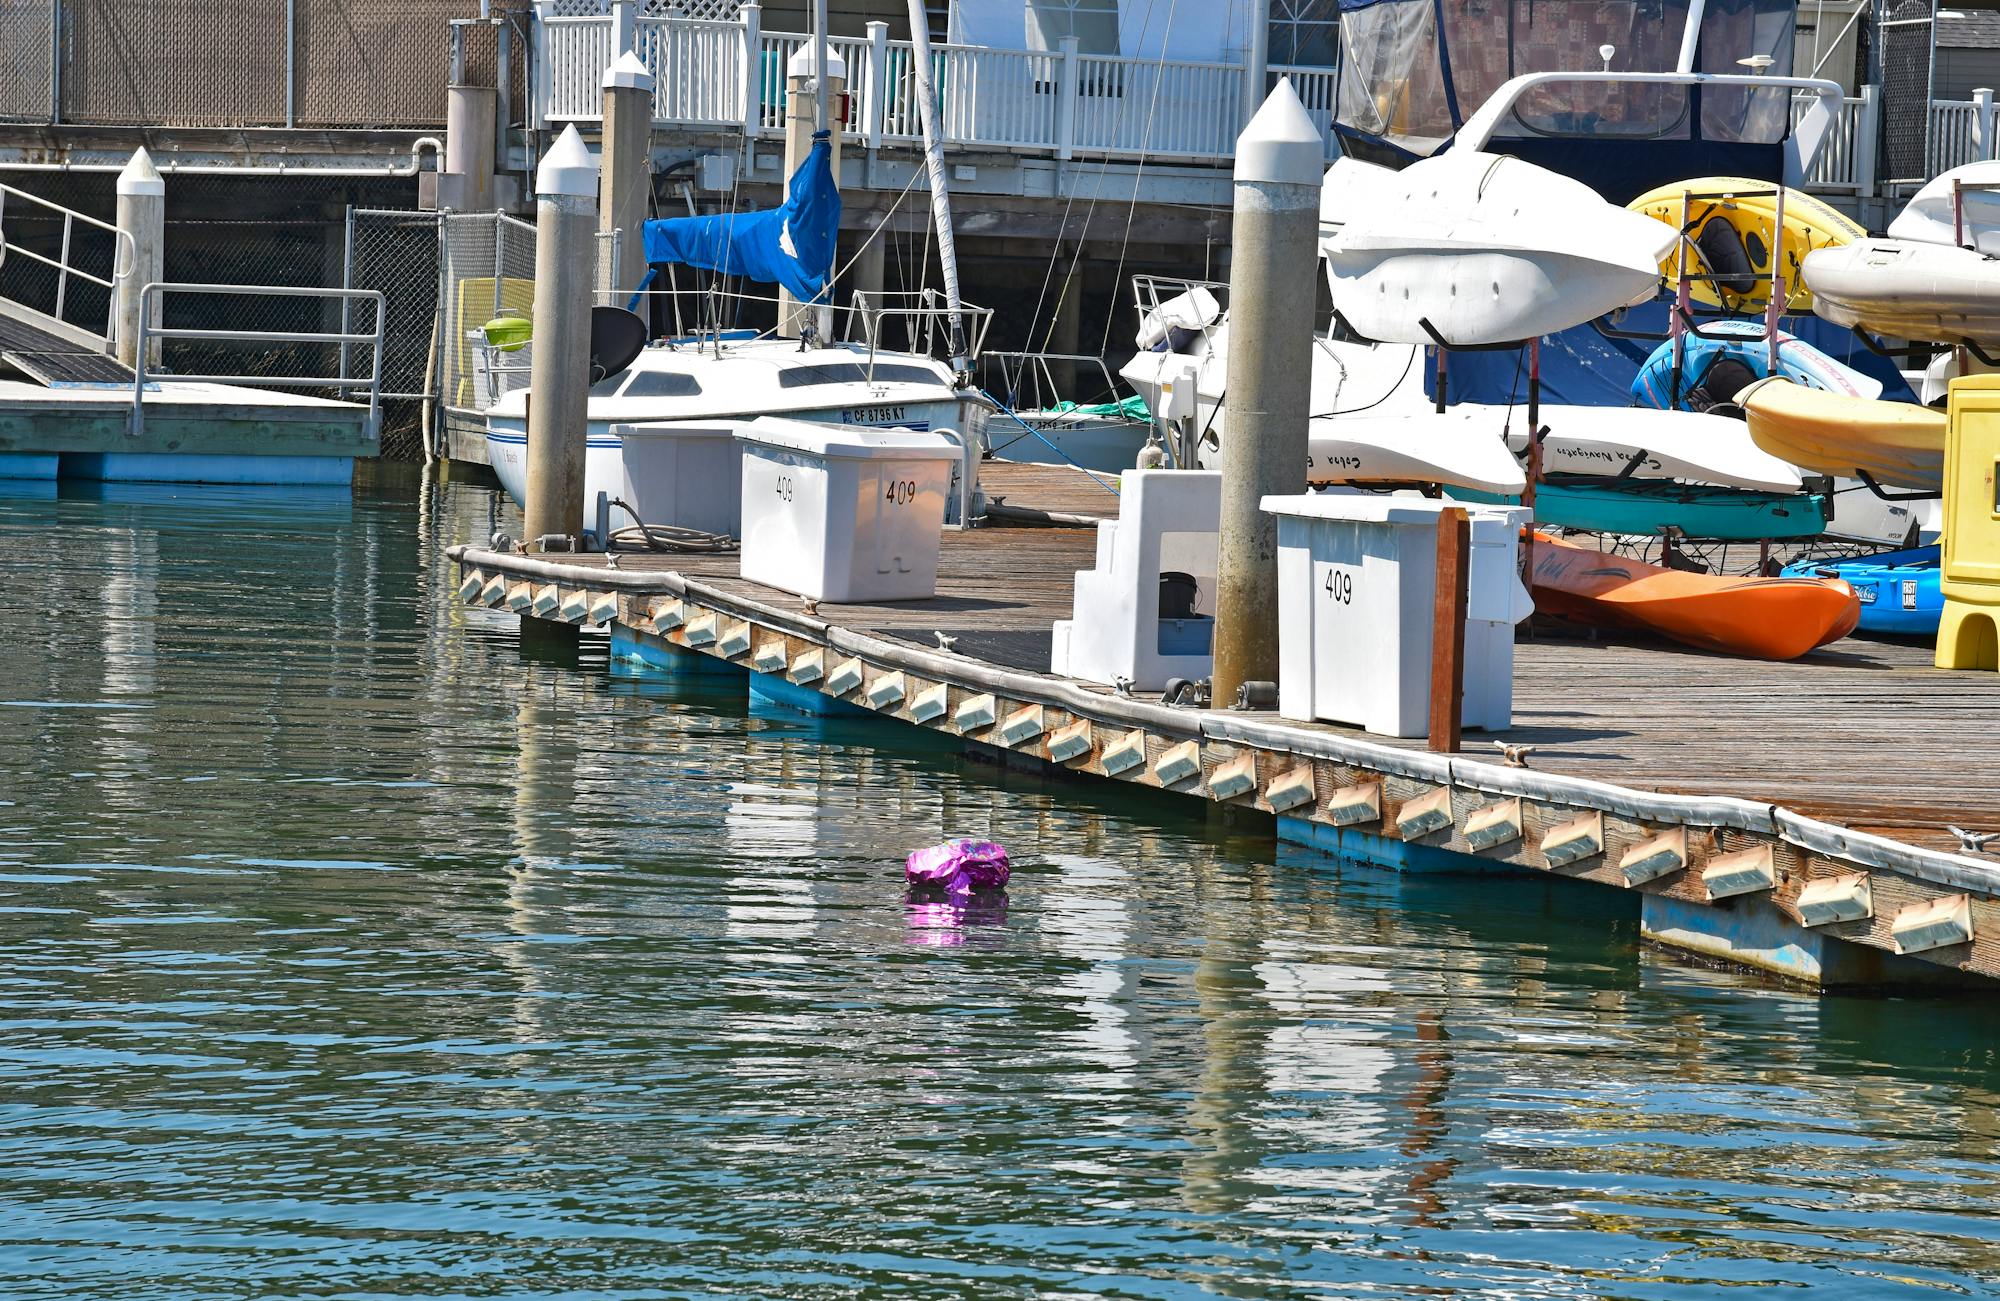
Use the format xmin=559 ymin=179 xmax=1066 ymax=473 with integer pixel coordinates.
xmin=1429 ymin=506 xmax=1469 ymax=754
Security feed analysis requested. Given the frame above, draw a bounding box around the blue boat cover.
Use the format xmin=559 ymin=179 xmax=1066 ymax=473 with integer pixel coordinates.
xmin=640 ymin=132 xmax=839 ymax=304
xmin=1428 ymin=300 xmax=1918 ymax=408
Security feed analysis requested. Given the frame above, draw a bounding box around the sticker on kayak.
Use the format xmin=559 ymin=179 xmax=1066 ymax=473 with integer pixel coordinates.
xmin=1903 ymin=579 xmax=1920 ymax=610
xmin=1857 ymin=585 xmax=1877 ymax=605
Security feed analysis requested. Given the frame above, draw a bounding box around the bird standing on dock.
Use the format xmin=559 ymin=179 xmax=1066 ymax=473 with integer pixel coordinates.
xmin=1950 ymin=826 xmax=1999 ymax=855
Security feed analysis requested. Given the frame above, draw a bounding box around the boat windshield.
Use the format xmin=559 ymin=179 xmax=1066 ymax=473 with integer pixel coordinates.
xmin=621 ymin=370 xmax=703 ymax=398
xmin=1336 ymin=0 xmax=1796 ymax=158
xmin=776 ymin=363 xmax=945 ymax=389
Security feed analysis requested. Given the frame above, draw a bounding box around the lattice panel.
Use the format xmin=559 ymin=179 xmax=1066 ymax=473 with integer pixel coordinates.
xmin=644 ymin=0 xmax=745 ymax=17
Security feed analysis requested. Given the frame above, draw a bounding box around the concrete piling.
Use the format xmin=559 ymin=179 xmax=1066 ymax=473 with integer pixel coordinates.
xmin=444 ymin=84 xmax=498 ymax=212
xmin=522 ymin=125 xmax=600 ymax=557
xmin=599 ymin=50 xmax=656 ymax=303
xmin=1212 ymin=80 xmax=1324 ymax=705
xmin=112 ymin=148 xmax=165 ymax=371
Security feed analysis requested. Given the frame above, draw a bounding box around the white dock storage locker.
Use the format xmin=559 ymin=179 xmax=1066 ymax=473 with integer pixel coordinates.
xmin=610 ymin=420 xmax=747 ymax=538
xmin=736 ymin=418 xmax=961 ymax=603
xmin=1262 ymin=494 xmax=1531 ymax=737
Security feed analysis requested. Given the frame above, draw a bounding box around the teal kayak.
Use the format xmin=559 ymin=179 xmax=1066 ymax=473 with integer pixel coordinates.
xmin=1453 ymin=479 xmax=1830 ymax=540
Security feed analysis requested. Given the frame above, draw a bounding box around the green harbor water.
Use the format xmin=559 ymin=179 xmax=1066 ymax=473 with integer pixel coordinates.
xmin=2 ymin=469 xmax=1999 ymax=1299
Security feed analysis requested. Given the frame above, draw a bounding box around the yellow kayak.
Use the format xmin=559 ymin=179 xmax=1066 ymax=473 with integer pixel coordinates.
xmin=1738 ymin=376 xmax=1945 ymax=491
xmin=1628 ymin=177 xmax=1866 ymax=313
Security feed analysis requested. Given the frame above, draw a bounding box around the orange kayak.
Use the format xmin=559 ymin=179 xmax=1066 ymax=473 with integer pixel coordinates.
xmin=1529 ymin=532 xmax=1860 ymax=659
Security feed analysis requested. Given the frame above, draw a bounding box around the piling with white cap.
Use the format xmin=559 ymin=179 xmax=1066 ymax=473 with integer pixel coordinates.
xmin=600 ymin=50 xmax=655 ymax=300
xmin=1213 ymin=79 xmax=1323 ymax=707
xmin=112 ymin=148 xmax=165 ymax=370
xmin=522 ymin=125 xmax=600 ymax=558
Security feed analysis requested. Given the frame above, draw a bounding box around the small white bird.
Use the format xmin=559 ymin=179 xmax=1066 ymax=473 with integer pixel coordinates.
xmin=1493 ymin=741 xmax=1536 ymax=769
xmin=934 ymin=631 xmax=958 ymax=653
xmin=1949 ymin=825 xmax=1999 ymax=855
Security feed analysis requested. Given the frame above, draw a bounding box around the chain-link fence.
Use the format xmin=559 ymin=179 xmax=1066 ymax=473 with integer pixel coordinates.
xmin=0 ymin=0 xmax=54 ymax=123
xmin=344 ymin=209 xmax=445 ymax=461
xmin=438 ymin=211 xmax=540 ymax=417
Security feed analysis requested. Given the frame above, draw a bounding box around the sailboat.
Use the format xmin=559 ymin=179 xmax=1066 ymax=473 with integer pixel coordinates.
xmin=487 ymin=8 xmax=991 ymax=537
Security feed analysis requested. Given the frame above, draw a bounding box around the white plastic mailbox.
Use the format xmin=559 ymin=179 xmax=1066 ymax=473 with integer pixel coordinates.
xmin=736 ymin=417 xmax=961 ymax=603
xmin=610 ymin=420 xmax=746 ymax=538
xmin=1262 ymin=493 xmax=1532 ymax=738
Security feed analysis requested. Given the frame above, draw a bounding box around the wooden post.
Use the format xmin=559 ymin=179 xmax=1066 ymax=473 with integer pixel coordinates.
xmin=1429 ymin=506 xmax=1469 ymax=753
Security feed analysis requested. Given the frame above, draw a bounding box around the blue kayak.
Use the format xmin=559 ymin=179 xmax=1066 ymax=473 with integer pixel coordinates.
xmin=1632 ymin=320 xmax=1880 ymax=413
xmin=1780 ymin=545 xmax=1942 ymax=636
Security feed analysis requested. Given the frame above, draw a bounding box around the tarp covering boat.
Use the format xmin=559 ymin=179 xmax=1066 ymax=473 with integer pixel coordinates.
xmin=1428 ymin=300 xmax=1917 ymax=409
xmin=639 ymin=132 xmax=840 ymax=304
xmin=1334 ymin=0 xmax=1799 ymax=198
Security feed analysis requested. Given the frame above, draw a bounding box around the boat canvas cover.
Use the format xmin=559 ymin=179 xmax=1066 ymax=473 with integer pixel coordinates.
xmin=641 ymin=133 xmax=840 ymax=304
xmin=1428 ymin=300 xmax=1916 ymax=409
xmin=1334 ymin=0 xmax=1798 ymax=199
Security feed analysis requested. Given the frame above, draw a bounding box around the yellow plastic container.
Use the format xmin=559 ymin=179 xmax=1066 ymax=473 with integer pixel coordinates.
xmin=1937 ymin=374 xmax=2000 ymax=669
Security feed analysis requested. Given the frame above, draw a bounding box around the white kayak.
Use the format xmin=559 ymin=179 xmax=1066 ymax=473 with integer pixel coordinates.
xmin=1499 ymin=403 xmax=1803 ymax=493
xmin=1322 ymin=150 xmax=1677 ymax=347
xmin=1802 ymin=238 xmax=2000 ymax=346
xmin=1306 ymin=411 xmax=1527 ymax=494
xmin=1887 ymin=161 xmax=2000 ymax=249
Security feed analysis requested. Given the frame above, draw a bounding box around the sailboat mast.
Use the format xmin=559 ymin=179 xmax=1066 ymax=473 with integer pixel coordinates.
xmin=813 ymin=0 xmax=831 ymax=133
xmin=903 ymin=0 xmax=970 ymax=372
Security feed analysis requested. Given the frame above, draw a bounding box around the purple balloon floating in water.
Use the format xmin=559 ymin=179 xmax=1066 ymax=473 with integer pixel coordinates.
xmin=904 ymin=839 xmax=1010 ymax=900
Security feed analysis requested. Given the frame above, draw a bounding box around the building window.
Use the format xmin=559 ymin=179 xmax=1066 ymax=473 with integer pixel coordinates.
xmin=1027 ymin=0 xmax=1120 ymax=56
xmin=1271 ymin=0 xmax=1341 ymax=67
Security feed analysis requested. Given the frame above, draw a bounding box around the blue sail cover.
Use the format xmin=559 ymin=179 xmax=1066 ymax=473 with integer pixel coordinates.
xmin=640 ymin=132 xmax=840 ymax=303
xmin=1333 ymin=0 xmax=1800 ymax=200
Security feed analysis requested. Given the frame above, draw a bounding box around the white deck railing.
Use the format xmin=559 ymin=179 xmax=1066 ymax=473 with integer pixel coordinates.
xmin=534 ymin=7 xmax=1995 ymax=194
xmin=533 ymin=3 xmax=1339 ymax=164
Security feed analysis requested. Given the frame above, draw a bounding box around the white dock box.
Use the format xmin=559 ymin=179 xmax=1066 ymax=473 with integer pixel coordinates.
xmin=610 ymin=420 xmax=746 ymax=538
xmin=736 ymin=417 xmax=960 ymax=603
xmin=1263 ymin=493 xmax=1532 ymax=738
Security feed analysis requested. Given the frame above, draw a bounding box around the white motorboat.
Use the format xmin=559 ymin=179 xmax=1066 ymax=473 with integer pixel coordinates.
xmin=1802 ymin=238 xmax=2000 ymax=347
xmin=1321 ymin=150 xmax=1677 ymax=347
xmin=485 ymin=337 xmax=988 ymax=535
xmin=1121 ymin=279 xmax=1792 ymax=495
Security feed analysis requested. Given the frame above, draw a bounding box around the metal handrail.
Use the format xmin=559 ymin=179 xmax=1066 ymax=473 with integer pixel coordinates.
xmin=0 ymin=182 xmax=136 ymax=339
xmin=130 ymin=282 xmax=386 ymax=442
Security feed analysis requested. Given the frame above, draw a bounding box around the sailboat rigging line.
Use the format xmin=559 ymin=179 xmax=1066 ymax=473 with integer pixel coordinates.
xmin=1027 ymin=0 xmax=1173 ymax=361
xmin=1100 ymin=0 xmax=1183 ymax=358
xmin=975 ymin=389 xmax=1123 ymax=493
xmin=1306 ymin=344 xmax=1420 ymax=419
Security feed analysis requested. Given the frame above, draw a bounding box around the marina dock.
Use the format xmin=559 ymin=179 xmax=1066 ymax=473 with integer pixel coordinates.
xmin=450 ymin=460 xmax=2000 ymax=990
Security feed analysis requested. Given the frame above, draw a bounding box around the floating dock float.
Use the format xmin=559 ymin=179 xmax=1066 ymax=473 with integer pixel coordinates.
xmin=448 ymin=462 xmax=2000 ymax=991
